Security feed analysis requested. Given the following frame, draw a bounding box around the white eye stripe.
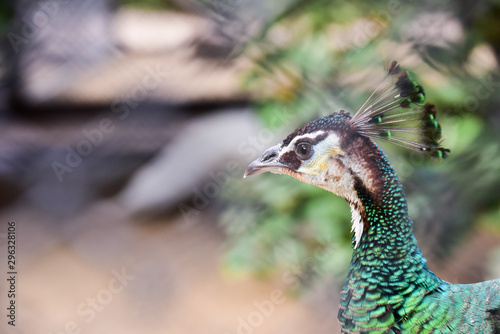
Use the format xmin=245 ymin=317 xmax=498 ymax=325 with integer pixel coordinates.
xmin=281 ymin=131 xmax=326 ymax=154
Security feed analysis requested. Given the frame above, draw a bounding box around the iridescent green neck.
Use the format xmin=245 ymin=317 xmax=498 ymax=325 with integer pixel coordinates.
xmin=338 ymin=145 xmax=443 ymax=332
xmin=349 ymin=145 xmax=430 ymax=276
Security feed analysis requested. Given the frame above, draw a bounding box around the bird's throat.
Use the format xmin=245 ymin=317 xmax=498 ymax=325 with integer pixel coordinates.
xmin=347 ymin=144 xmax=417 ymax=257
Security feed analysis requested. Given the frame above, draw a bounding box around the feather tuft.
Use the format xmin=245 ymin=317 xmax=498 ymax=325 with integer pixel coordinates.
xmin=351 ymin=61 xmax=450 ymax=159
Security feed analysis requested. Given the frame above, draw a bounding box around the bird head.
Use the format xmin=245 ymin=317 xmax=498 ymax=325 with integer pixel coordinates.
xmin=244 ymin=62 xmax=450 ymax=247
xmin=244 ymin=62 xmax=450 ymax=204
xmin=244 ymin=111 xmax=373 ymax=205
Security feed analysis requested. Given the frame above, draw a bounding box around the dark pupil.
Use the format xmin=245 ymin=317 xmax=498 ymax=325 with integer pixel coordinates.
xmin=297 ymin=143 xmax=311 ymax=159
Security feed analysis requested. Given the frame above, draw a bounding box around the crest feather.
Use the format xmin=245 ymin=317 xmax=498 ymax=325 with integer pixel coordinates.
xmin=351 ymin=61 xmax=450 ymax=159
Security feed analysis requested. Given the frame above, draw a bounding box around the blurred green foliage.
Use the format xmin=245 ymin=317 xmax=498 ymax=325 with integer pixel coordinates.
xmin=0 ymin=2 xmax=13 ymax=33
xmin=221 ymin=172 xmax=354 ymax=284
xmin=119 ymin=0 xmax=176 ymax=10
xmin=218 ymin=0 xmax=500 ymax=286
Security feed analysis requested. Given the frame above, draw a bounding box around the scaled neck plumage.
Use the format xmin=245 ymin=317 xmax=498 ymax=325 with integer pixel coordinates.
xmin=347 ymin=141 xmax=418 ymax=257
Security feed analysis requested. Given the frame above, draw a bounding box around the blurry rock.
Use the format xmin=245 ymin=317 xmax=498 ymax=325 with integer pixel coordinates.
xmin=0 ymin=102 xmax=184 ymax=217
xmin=193 ymin=0 xmax=301 ymax=54
xmin=113 ymin=9 xmax=209 ymax=54
xmin=9 ymin=0 xmax=116 ymax=104
xmin=118 ymin=108 xmax=261 ymax=215
xmin=62 ymin=6 xmax=251 ymax=106
xmin=0 ymin=141 xmax=45 ymax=206
xmin=7 ymin=4 xmax=250 ymax=107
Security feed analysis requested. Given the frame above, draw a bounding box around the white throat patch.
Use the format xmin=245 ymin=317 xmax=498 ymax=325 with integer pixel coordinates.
xmin=349 ymin=204 xmax=363 ymax=249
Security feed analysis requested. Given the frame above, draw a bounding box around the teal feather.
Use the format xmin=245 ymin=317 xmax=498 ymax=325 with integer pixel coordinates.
xmin=338 ymin=141 xmax=500 ymax=333
xmin=351 ymin=61 xmax=449 ymax=159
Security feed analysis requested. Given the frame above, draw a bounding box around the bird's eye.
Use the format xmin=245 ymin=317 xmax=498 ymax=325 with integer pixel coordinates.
xmin=296 ymin=143 xmax=313 ymax=160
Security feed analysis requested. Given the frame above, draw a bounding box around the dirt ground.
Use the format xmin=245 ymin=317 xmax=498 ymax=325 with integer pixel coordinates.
xmin=0 ymin=198 xmax=341 ymax=334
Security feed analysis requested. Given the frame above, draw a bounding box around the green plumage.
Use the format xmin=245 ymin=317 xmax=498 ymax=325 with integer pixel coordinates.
xmin=338 ymin=142 xmax=500 ymax=333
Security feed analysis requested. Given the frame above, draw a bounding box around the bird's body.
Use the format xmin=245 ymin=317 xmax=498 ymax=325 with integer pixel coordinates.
xmin=244 ymin=62 xmax=500 ymax=332
xmin=336 ymin=133 xmax=500 ymax=333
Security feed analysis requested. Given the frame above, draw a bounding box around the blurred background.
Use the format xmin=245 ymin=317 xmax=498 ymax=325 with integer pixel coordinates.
xmin=0 ymin=0 xmax=499 ymax=333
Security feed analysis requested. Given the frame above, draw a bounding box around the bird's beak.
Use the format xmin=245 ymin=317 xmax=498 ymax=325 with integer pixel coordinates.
xmin=244 ymin=144 xmax=287 ymax=178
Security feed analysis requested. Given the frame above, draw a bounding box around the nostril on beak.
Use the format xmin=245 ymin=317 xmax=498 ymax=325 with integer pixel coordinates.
xmin=261 ymin=146 xmax=279 ymax=162
xmin=244 ymin=144 xmax=284 ymax=178
xmin=262 ymin=151 xmax=277 ymax=162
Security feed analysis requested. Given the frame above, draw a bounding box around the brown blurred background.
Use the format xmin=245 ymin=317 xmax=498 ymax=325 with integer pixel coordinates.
xmin=0 ymin=1 xmax=499 ymax=333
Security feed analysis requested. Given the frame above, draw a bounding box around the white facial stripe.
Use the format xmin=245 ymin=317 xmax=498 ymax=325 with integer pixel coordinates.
xmin=281 ymin=131 xmax=326 ymax=154
xmin=296 ymin=133 xmax=343 ymax=174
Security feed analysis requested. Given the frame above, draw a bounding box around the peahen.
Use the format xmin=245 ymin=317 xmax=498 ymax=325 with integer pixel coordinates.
xmin=244 ymin=61 xmax=500 ymax=333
